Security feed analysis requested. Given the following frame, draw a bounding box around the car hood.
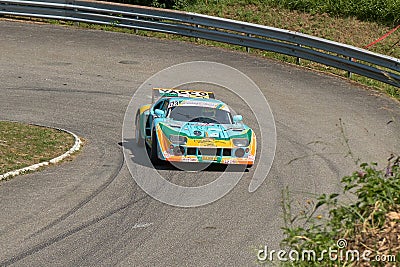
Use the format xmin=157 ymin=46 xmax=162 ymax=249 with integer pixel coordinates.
xmin=159 ymin=120 xmax=251 ymax=139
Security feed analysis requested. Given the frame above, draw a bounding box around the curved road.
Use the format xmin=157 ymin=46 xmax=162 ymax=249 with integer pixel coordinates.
xmin=0 ymin=20 xmax=399 ymax=266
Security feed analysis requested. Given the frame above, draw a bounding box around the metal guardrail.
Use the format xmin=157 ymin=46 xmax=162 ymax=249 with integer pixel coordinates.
xmin=1 ymin=0 xmax=399 ymax=87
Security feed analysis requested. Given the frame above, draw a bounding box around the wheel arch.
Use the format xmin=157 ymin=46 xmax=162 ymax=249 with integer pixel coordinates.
xmin=136 ymin=104 xmax=151 ymax=140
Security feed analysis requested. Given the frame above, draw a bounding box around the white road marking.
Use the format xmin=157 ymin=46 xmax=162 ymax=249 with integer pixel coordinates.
xmin=132 ymin=222 xmax=153 ymax=229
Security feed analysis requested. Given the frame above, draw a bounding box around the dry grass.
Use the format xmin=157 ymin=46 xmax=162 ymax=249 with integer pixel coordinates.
xmin=348 ymin=206 xmax=400 ymax=266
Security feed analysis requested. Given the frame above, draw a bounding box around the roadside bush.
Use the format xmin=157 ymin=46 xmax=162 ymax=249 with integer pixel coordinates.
xmin=277 ymin=155 xmax=400 ymax=266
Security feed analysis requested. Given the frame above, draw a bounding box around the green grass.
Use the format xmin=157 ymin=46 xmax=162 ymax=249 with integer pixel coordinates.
xmin=0 ymin=121 xmax=75 ymax=175
xmin=268 ymin=0 xmax=400 ymax=25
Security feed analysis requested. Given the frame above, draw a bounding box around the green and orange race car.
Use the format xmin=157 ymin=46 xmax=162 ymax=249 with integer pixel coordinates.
xmin=135 ymin=88 xmax=256 ymax=167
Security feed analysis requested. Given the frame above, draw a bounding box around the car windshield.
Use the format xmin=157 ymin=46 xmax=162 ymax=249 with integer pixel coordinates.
xmin=168 ymin=106 xmax=232 ymax=124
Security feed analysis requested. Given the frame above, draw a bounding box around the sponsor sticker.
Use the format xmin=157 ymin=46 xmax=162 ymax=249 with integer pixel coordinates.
xmin=182 ymin=157 xmax=198 ymax=162
xmin=177 ymin=100 xmax=230 ymax=111
xmin=202 ymin=156 xmax=217 ymax=161
xmin=198 ymin=138 xmax=216 ymax=147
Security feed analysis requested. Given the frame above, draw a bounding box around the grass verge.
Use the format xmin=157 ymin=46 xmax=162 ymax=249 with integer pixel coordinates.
xmin=0 ymin=121 xmax=75 ymax=175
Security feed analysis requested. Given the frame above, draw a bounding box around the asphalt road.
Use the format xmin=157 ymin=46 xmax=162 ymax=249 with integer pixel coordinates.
xmin=0 ymin=20 xmax=399 ymax=266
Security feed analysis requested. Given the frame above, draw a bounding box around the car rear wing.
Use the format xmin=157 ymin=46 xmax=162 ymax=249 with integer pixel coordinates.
xmin=152 ymin=88 xmax=215 ymax=102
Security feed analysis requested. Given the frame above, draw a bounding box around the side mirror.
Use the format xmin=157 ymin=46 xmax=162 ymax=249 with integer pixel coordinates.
xmin=233 ymin=114 xmax=243 ymax=123
xmin=154 ymin=109 xmax=165 ymax=118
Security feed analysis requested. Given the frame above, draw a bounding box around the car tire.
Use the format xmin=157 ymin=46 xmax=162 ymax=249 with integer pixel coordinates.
xmin=150 ymin=130 xmax=162 ymax=165
xmin=135 ymin=112 xmax=144 ymax=147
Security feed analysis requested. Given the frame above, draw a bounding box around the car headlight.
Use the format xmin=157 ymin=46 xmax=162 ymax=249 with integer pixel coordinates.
xmin=232 ymin=138 xmax=249 ymax=147
xmin=169 ymin=134 xmax=187 ymax=144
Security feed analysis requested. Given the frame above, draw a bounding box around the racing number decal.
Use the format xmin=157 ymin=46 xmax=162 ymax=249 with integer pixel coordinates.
xmin=168 ymin=100 xmax=180 ymax=108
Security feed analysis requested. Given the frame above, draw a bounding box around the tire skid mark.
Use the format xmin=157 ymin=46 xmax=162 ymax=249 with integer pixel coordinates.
xmin=276 ymin=120 xmax=343 ymax=179
xmin=70 ymin=187 xmax=161 ymax=265
xmin=0 ymin=194 xmax=150 ymax=267
xmin=29 ymin=143 xmax=124 ymax=239
xmin=1 ymin=144 xmax=155 ymax=266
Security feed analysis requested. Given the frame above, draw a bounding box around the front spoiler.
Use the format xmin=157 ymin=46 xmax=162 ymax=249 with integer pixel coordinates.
xmin=161 ymin=153 xmax=255 ymax=165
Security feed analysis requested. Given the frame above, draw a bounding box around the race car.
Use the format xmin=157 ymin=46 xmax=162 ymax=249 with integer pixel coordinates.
xmin=135 ymin=88 xmax=256 ymax=167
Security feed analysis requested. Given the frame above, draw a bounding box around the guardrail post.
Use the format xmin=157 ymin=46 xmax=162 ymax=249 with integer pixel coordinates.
xmin=347 ymin=57 xmax=353 ymax=78
xmin=135 ymin=16 xmax=138 ymax=34
xmin=296 ymin=44 xmax=301 ymax=65
xmin=246 ymin=34 xmax=251 ymax=53
xmin=73 ymin=8 xmax=79 ymax=26
xmin=65 ymin=0 xmax=78 ymax=26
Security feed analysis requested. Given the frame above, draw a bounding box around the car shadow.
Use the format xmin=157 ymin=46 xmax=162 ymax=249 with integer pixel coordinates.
xmin=120 ymin=139 xmax=249 ymax=172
